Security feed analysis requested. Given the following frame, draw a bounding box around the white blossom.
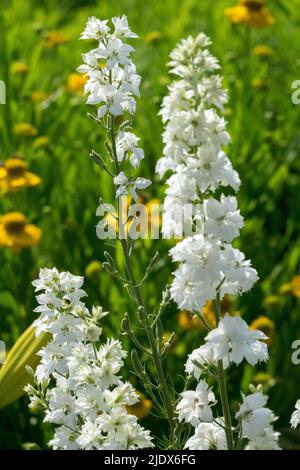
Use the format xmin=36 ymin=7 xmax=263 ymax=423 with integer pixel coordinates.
xmin=236 ymin=391 xmax=276 ymax=440
xmin=184 ymin=420 xmax=227 ymax=450
xmin=26 ymin=268 xmax=153 ymax=450
xmin=290 ymin=399 xmax=300 ymax=429
xmin=177 ymin=380 xmax=216 ymax=425
xmin=205 ymin=314 xmax=268 ymax=366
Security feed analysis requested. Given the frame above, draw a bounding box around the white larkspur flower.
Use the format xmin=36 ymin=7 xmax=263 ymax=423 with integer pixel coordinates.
xmin=177 ymin=380 xmax=216 ymax=425
xmin=80 ymin=17 xmax=110 ymax=40
xmin=185 ymin=343 xmax=228 ymax=380
xmin=184 ymin=420 xmax=227 ymax=450
xmin=203 ymin=195 xmax=244 ymax=242
xmin=236 ymin=391 xmax=276 ymax=440
xmin=205 ymin=314 xmax=268 ymax=366
xmin=26 ymin=267 xmax=152 ymax=450
xmin=116 ymin=131 xmax=144 ymax=167
xmin=290 ymin=399 xmax=300 ymax=429
xmin=245 ymin=427 xmax=281 ymax=450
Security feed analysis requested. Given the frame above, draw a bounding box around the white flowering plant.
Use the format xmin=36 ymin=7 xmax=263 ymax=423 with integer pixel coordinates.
xmin=24 ymin=15 xmax=299 ymax=451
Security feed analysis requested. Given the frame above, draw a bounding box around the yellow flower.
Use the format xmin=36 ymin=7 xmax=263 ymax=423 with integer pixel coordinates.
xmin=253 ymin=44 xmax=275 ymax=57
xmin=11 ymin=61 xmax=29 ymax=75
xmin=85 ymin=260 xmax=102 ymax=280
xmin=0 ymin=212 xmax=41 ymax=249
xmin=263 ymin=295 xmax=280 ymax=308
xmin=127 ymin=391 xmax=152 ymax=419
xmin=44 ymin=31 xmax=69 ymax=48
xmin=31 ymin=91 xmax=49 ymax=103
xmin=252 ymin=78 xmax=268 ymax=90
xmin=67 ymin=73 xmax=88 ymax=93
xmin=278 ymin=282 xmax=292 ymax=295
xmin=33 ymin=136 xmax=50 ymax=149
xmin=250 ymin=315 xmax=275 ymax=345
xmin=14 ymin=123 xmax=38 ymax=137
xmin=144 ymin=31 xmax=162 ymax=44
xmin=291 ymin=275 xmax=300 ymax=298
xmin=253 ymin=372 xmax=275 ymax=387
xmin=177 ymin=310 xmax=203 ymax=331
xmin=0 ymin=158 xmax=41 ymax=193
xmin=225 ymin=1 xmax=275 ymax=28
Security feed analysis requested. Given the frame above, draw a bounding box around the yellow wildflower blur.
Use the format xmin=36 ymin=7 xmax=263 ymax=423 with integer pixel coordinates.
xmin=0 ymin=158 xmax=41 ymax=192
xmin=33 ymin=136 xmax=50 ymax=149
xmin=31 ymin=91 xmax=49 ymax=103
xmin=14 ymin=123 xmax=38 ymax=137
xmin=252 ymin=78 xmax=268 ymax=90
xmin=127 ymin=391 xmax=152 ymax=419
xmin=0 ymin=212 xmax=41 ymax=249
xmin=250 ymin=315 xmax=275 ymax=345
xmin=67 ymin=73 xmax=88 ymax=93
xmin=144 ymin=31 xmax=162 ymax=44
xmin=85 ymin=260 xmax=102 ymax=280
xmin=291 ymin=275 xmax=300 ymax=298
xmin=253 ymin=44 xmax=275 ymax=57
xmin=11 ymin=61 xmax=29 ymax=75
xmin=225 ymin=0 xmax=275 ymax=28
xmin=44 ymin=31 xmax=69 ymax=48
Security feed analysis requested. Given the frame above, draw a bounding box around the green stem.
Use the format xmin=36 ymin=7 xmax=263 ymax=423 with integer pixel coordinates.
xmin=108 ymin=115 xmax=176 ymax=439
xmin=213 ymin=297 xmax=234 ymax=450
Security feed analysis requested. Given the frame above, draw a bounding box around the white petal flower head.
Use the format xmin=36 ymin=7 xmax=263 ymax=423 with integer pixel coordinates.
xmin=290 ymin=399 xmax=300 ymax=429
xmin=205 ymin=314 xmax=268 ymax=366
xmin=204 ymin=195 xmax=244 ymax=242
xmin=170 ymin=264 xmax=216 ymax=312
xmin=177 ymin=380 xmax=215 ymax=426
xmin=185 ymin=343 xmax=228 ymax=380
xmin=116 ymin=131 xmax=144 ymax=167
xmin=80 ymin=17 xmax=110 ymax=40
xmin=236 ymin=391 xmax=275 ymax=440
xmin=112 ymin=15 xmax=138 ymax=39
xmin=49 ymin=425 xmax=80 ymax=450
xmin=221 ymin=245 xmax=258 ymax=297
xmin=245 ymin=427 xmax=281 ymax=450
xmin=184 ymin=421 xmax=227 ymax=450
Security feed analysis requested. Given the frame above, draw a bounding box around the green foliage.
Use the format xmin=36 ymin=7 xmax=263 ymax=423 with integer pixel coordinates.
xmin=1 ymin=0 xmax=300 ymax=449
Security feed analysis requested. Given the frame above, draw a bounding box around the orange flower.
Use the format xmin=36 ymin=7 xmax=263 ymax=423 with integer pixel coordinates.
xmin=0 ymin=212 xmax=41 ymax=249
xmin=225 ymin=1 xmax=275 ymax=28
xmin=0 ymin=158 xmax=41 ymax=192
xmin=44 ymin=31 xmax=69 ymax=48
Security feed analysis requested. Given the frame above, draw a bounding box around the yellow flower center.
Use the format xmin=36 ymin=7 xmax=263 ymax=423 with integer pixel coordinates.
xmin=2 ymin=213 xmax=27 ymax=234
xmin=5 ymin=159 xmax=27 ymax=177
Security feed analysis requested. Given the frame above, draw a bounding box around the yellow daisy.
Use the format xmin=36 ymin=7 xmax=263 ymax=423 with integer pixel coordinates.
xmin=0 ymin=212 xmax=41 ymax=249
xmin=250 ymin=315 xmax=275 ymax=345
xmin=127 ymin=391 xmax=152 ymax=419
xmin=0 ymin=158 xmax=41 ymax=192
xmin=225 ymin=1 xmax=275 ymax=28
xmin=67 ymin=73 xmax=88 ymax=93
xmin=14 ymin=123 xmax=38 ymax=137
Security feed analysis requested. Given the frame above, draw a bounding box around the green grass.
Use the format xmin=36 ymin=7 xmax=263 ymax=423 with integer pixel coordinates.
xmin=1 ymin=0 xmax=300 ymax=449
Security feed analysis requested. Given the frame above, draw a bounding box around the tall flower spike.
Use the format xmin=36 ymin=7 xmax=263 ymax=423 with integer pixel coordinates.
xmin=77 ymin=15 xmax=150 ymax=201
xmin=157 ymin=32 xmax=257 ymax=312
xmin=26 ymin=268 xmax=153 ymax=450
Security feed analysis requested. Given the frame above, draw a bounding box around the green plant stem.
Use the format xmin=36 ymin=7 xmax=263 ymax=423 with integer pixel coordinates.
xmin=108 ymin=115 xmax=176 ymax=440
xmin=213 ymin=298 xmax=234 ymax=450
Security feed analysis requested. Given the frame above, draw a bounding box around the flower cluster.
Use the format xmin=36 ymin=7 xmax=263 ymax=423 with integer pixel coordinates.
xmin=162 ymin=33 xmax=279 ymax=450
xmin=157 ymin=33 xmax=257 ymax=312
xmin=78 ymin=16 xmax=151 ymax=201
xmin=25 ymin=268 xmax=152 ymax=450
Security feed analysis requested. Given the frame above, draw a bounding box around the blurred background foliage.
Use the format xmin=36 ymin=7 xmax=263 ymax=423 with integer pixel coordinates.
xmin=1 ymin=0 xmax=300 ymax=449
